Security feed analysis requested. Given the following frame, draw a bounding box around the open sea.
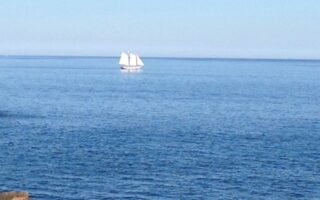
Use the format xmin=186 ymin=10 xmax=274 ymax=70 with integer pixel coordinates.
xmin=0 ymin=56 xmax=319 ymax=199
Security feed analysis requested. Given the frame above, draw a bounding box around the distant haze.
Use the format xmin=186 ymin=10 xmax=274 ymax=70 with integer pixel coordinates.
xmin=0 ymin=0 xmax=320 ymax=59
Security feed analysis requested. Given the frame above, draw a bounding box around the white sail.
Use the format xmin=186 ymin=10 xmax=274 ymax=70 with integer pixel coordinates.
xmin=136 ymin=55 xmax=144 ymax=66
xmin=129 ymin=53 xmax=137 ymax=66
xmin=119 ymin=52 xmax=129 ymax=66
xmin=119 ymin=52 xmax=144 ymax=70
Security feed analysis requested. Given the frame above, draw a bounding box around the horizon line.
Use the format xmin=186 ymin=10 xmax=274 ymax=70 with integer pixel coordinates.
xmin=0 ymin=54 xmax=319 ymax=62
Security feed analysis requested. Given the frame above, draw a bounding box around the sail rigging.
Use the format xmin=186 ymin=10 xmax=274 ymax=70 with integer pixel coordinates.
xmin=129 ymin=53 xmax=137 ymax=66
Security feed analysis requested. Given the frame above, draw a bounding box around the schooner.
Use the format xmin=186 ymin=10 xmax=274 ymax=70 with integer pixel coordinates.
xmin=119 ymin=52 xmax=144 ymax=70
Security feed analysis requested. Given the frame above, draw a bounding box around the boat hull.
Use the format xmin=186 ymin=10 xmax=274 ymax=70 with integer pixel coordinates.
xmin=120 ymin=65 xmax=143 ymax=71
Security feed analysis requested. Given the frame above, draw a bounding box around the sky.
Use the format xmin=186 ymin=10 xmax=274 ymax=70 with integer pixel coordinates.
xmin=0 ymin=0 xmax=319 ymax=59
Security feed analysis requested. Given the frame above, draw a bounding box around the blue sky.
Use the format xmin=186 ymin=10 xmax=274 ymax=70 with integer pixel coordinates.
xmin=0 ymin=0 xmax=319 ymax=59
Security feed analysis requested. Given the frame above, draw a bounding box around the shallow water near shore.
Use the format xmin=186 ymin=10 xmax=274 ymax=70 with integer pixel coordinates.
xmin=0 ymin=56 xmax=320 ymax=199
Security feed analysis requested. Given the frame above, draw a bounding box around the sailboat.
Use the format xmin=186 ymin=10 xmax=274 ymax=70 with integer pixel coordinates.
xmin=119 ymin=52 xmax=144 ymax=70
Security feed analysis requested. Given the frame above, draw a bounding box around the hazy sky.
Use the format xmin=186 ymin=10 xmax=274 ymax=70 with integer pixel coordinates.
xmin=0 ymin=0 xmax=319 ymax=59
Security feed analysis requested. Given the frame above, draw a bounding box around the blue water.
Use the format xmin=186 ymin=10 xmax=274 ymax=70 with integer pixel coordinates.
xmin=0 ymin=56 xmax=319 ymax=199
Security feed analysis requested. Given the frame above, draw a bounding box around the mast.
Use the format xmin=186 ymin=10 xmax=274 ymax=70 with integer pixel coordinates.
xmin=129 ymin=53 xmax=137 ymax=66
xmin=128 ymin=52 xmax=130 ymax=66
xmin=136 ymin=55 xmax=138 ymax=66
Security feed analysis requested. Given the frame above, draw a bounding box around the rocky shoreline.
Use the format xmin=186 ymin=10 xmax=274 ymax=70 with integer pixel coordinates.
xmin=0 ymin=192 xmax=29 ymax=200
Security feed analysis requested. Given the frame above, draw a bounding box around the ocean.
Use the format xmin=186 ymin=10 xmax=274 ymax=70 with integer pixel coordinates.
xmin=0 ymin=56 xmax=319 ymax=199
